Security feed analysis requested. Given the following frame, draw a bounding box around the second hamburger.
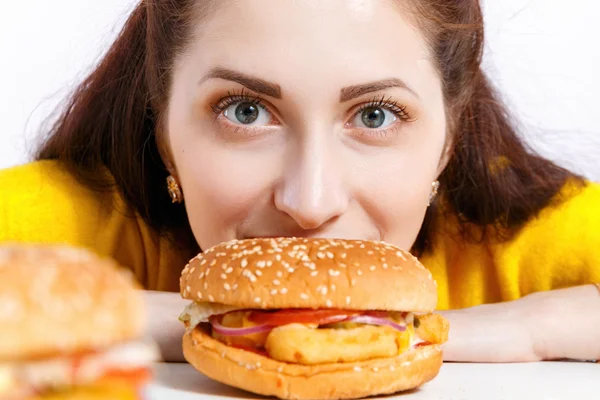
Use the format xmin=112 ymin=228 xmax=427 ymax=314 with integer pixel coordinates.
xmin=179 ymin=237 xmax=449 ymax=399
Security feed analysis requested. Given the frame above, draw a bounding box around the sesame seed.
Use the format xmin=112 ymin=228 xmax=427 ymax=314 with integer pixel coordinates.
xmin=310 ymin=271 xmax=319 ymax=277
xmin=226 ymin=267 xmax=233 ymax=274
xmin=288 ymin=267 xmax=295 ymax=274
xmin=186 ymin=285 xmax=191 ymax=293
xmin=200 ymin=259 xmax=207 ymax=265
xmin=224 ymin=283 xmax=231 ymax=291
xmin=266 ymin=261 xmax=273 ymax=267
xmin=277 ymin=367 xmax=284 ymax=373
xmin=351 ymin=279 xmax=357 ymax=287
xmin=326 ymin=252 xmax=334 ymax=259
xmin=357 ymin=270 xmax=363 ymax=276
xmin=255 ymin=270 xmax=263 ymax=276
xmin=280 ymin=288 xmax=288 ymax=294
xmin=199 ymin=272 xmax=205 ymax=279
xmin=320 ymin=287 xmax=328 ymax=295
xmin=370 ymin=265 xmax=376 ymax=271
xmin=241 ymin=259 xmax=248 ymax=268
xmin=373 ymin=367 xmax=379 ymax=372
xmin=208 ymin=295 xmax=215 ymax=302
xmin=354 ymin=366 xmax=362 ymax=372
xmin=232 ymin=284 xmax=238 ymax=290
xmin=257 ymin=261 xmax=266 ymax=268
xmin=276 ymin=271 xmax=283 ymax=278
xmin=390 ymin=365 xmax=396 ymax=371
xmin=275 ymin=254 xmax=282 ymax=261
xmin=341 ymin=253 xmax=347 ymax=259
xmin=204 ymin=282 xmax=208 ymax=290
xmin=330 ymin=284 xmax=336 ymax=291
xmin=197 ymin=291 xmax=203 ymax=299
xmin=221 ymin=274 xmax=227 ymax=280
xmin=271 ymin=289 xmax=278 ymax=295
xmin=346 ymin=296 xmax=351 ymax=305
xmin=254 ymin=297 xmax=261 ymax=303
xmin=210 ymin=260 xmax=217 ymax=266
xmin=383 ymin=263 xmax=388 ymax=269
xmin=273 ymin=279 xmax=281 ymax=285
xmin=256 ymin=362 xmax=262 ymax=367
xmin=300 ymin=293 xmax=309 ymax=300
xmin=329 ymin=269 xmax=340 ymax=277
xmin=189 ymin=267 xmax=195 ymax=274
xmin=317 ymin=252 xmax=326 ymax=259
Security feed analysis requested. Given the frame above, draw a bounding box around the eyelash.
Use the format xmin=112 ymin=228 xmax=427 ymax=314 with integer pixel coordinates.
xmin=210 ymin=88 xmax=266 ymax=116
xmin=355 ymin=95 xmax=413 ymax=123
xmin=209 ymin=91 xmax=413 ymax=126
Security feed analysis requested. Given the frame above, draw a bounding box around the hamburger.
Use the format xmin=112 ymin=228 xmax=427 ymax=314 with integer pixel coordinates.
xmin=0 ymin=244 xmax=159 ymax=399
xmin=179 ymin=237 xmax=449 ymax=399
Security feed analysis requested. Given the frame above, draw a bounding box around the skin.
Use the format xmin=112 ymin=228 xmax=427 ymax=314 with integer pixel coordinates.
xmin=146 ymin=0 xmax=600 ymax=362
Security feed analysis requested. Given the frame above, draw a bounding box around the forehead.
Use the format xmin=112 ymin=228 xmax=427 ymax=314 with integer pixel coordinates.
xmin=185 ymin=0 xmax=435 ymax=92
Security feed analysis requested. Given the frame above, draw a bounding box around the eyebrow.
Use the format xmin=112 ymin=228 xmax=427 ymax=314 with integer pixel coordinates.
xmin=200 ymin=67 xmax=417 ymax=103
xmin=200 ymin=67 xmax=282 ymax=99
xmin=340 ymin=78 xmax=419 ymax=102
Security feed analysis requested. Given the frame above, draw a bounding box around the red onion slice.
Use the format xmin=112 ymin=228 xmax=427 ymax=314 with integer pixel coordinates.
xmin=345 ymin=315 xmax=407 ymax=332
xmin=209 ymin=316 xmax=274 ymax=336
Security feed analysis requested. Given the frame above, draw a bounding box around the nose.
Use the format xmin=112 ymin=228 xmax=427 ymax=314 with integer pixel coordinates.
xmin=274 ymin=133 xmax=349 ymax=231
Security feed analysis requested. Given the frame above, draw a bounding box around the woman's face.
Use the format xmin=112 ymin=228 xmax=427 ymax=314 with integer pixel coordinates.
xmin=166 ymin=0 xmax=448 ymax=251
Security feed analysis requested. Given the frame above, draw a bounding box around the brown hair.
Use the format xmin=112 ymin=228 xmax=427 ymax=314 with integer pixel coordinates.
xmin=35 ymin=0 xmax=583 ymax=256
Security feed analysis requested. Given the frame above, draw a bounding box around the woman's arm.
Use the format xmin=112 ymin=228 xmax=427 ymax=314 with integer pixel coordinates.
xmin=439 ymin=284 xmax=600 ymax=362
xmin=143 ymin=290 xmax=188 ymax=362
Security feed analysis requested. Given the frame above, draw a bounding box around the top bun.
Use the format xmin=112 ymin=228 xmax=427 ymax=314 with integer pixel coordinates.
xmin=180 ymin=238 xmax=437 ymax=312
xmin=0 ymin=244 xmax=145 ymax=361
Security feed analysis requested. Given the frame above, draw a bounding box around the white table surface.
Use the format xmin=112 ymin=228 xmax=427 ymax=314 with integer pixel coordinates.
xmin=145 ymin=361 xmax=597 ymax=400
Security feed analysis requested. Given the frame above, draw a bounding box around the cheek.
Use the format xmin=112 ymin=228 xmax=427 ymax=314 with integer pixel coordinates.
xmin=354 ymin=123 xmax=446 ymax=247
xmin=168 ymin=127 xmax=281 ymax=248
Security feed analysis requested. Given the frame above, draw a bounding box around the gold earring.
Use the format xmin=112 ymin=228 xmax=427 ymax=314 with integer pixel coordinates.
xmin=428 ymin=181 xmax=440 ymax=206
xmin=166 ymin=175 xmax=183 ymax=204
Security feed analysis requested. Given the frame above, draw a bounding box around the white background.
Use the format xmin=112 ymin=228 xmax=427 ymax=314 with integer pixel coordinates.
xmin=0 ymin=0 xmax=599 ymax=181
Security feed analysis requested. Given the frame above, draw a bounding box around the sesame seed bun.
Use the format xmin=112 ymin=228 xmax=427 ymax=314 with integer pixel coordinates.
xmin=180 ymin=238 xmax=437 ymax=312
xmin=183 ymin=327 xmax=443 ymax=400
xmin=0 ymin=244 xmax=145 ymax=361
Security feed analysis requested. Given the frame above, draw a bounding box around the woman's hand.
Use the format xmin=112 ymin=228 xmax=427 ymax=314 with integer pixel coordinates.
xmin=438 ymin=284 xmax=600 ymax=362
xmin=143 ymin=290 xmax=189 ymax=362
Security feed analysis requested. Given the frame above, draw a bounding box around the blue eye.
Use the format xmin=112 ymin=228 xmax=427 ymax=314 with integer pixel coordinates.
xmin=353 ymin=106 xmax=397 ymax=129
xmin=223 ymin=101 xmax=271 ymax=126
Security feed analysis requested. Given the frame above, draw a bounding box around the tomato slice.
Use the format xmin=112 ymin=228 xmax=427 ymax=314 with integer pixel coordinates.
xmin=248 ymin=309 xmax=360 ymax=326
xmin=415 ymin=341 xmax=433 ymax=348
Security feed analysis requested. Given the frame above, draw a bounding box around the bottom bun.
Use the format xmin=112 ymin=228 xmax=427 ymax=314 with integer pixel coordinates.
xmin=183 ymin=327 xmax=443 ymax=400
xmin=31 ymin=382 xmax=139 ymax=400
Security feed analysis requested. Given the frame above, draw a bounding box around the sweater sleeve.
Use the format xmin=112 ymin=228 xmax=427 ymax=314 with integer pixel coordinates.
xmin=0 ymin=161 xmax=157 ymax=288
xmin=492 ymin=181 xmax=600 ymax=299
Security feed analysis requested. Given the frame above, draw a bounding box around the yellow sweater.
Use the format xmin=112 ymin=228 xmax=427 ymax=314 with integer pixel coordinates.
xmin=1 ymin=161 xmax=599 ymax=309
